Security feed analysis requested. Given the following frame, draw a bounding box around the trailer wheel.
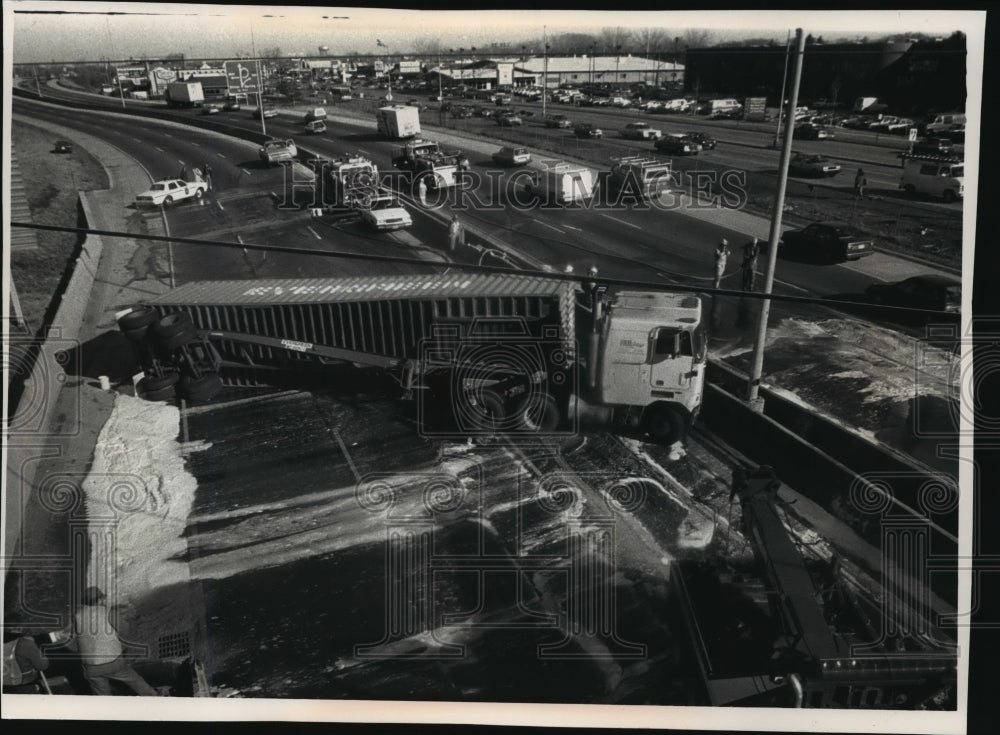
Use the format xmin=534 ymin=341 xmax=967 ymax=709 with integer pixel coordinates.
xmin=644 ymin=405 xmax=684 ymax=445
xmin=138 ymin=372 xmax=180 ymax=393
xmin=516 ymin=393 xmax=561 ymax=433
xmin=122 ymin=326 xmax=152 ymax=343
xmin=117 ymin=306 xmax=158 ymax=332
xmin=179 ymin=371 xmax=223 ymax=403
xmin=153 ymin=312 xmax=199 ymax=351
xmin=141 ymin=386 xmax=177 ymax=403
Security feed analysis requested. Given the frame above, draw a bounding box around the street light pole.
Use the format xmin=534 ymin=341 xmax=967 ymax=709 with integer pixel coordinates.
xmin=746 ymin=28 xmax=806 ymax=411
xmin=772 ymin=30 xmax=792 ymax=148
xmin=542 ymin=25 xmax=548 ymax=119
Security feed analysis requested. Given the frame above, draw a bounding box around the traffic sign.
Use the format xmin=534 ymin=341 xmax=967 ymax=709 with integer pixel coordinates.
xmin=908 ymin=127 xmax=918 ymax=142
xmin=224 ymin=60 xmax=262 ymax=95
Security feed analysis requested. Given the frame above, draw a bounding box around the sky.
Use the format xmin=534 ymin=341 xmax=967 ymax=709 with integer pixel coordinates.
xmin=5 ymin=3 xmax=982 ymax=64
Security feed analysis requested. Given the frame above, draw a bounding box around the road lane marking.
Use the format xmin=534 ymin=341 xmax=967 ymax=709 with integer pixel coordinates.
xmin=600 ymin=213 xmax=643 ymax=231
xmin=241 ymin=168 xmax=252 ymax=176
xmin=773 ymin=278 xmax=808 ymax=293
xmin=531 ymin=217 xmax=565 ymax=234
xmin=564 ymin=224 xmax=582 ymax=231
xmin=155 ymin=147 xmax=164 ymax=152
xmin=306 ymin=226 xmax=322 ymax=240
xmin=216 ymin=152 xmax=226 ymax=159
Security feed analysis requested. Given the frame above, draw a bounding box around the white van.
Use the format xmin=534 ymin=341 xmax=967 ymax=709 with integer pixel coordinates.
xmin=304 ymin=120 xmax=327 ymax=134
xmin=900 ymin=156 xmax=963 ymax=202
xmin=924 ymin=113 xmax=966 ymax=136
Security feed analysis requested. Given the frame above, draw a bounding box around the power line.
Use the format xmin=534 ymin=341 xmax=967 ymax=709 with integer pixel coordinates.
xmin=9 ymin=220 xmax=960 ymax=318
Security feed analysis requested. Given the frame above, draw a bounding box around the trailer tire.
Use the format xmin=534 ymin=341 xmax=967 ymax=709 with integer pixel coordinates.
xmin=141 ymin=386 xmax=177 ymax=402
xmin=117 ymin=306 xmax=158 ymax=332
xmin=644 ymin=405 xmax=684 ymax=445
xmin=179 ymin=371 xmax=223 ymax=403
xmin=153 ymin=312 xmax=199 ymax=351
xmin=139 ymin=372 xmax=180 ymax=393
xmin=516 ymin=392 xmax=561 ymax=433
xmin=122 ymin=326 xmax=151 ymax=343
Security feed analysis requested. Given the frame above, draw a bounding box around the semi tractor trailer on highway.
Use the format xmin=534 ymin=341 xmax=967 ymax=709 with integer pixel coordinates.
xmin=376 ymin=105 xmax=422 ymax=138
xmin=117 ymin=273 xmax=707 ymax=444
xmin=392 ymin=139 xmax=470 ymax=189
xmin=164 ymin=81 xmax=205 ymax=108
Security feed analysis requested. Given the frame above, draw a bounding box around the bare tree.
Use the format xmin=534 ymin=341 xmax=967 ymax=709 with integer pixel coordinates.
xmin=682 ymin=29 xmax=714 ymax=49
xmin=599 ymin=26 xmax=632 ymax=54
xmin=413 ymin=37 xmax=444 ymax=56
xmin=260 ymin=46 xmax=283 ymax=60
xmin=633 ymin=29 xmax=670 ymax=57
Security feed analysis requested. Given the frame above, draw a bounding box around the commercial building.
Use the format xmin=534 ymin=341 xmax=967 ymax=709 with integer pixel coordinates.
xmin=519 ymin=55 xmax=683 ymax=88
xmin=683 ymin=37 xmax=966 ymax=113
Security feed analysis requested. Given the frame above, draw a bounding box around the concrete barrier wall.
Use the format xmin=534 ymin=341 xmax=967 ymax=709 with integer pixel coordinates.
xmin=699 ymin=379 xmax=957 ymax=607
xmin=4 ymin=194 xmax=103 ymax=563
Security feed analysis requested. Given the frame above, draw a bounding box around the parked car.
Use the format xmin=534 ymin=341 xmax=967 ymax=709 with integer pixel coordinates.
xmin=496 ymin=113 xmax=523 ymax=127
xmin=491 ymin=146 xmax=532 ymax=167
xmin=839 ymin=116 xmax=872 ymax=130
xmin=574 ymin=123 xmax=603 ymax=138
xmin=793 ymin=123 xmax=832 ymax=140
xmin=779 ymin=223 xmax=874 ymax=262
xmin=53 ymin=140 xmax=73 ymax=154
xmin=545 ymin=114 xmax=572 ymax=129
xmin=788 ymin=153 xmax=842 ymax=178
xmin=250 ymin=107 xmax=279 ymax=119
xmin=865 ymin=274 xmax=961 ymax=314
xmin=655 ymin=133 xmax=700 ymax=155
xmin=134 ymin=179 xmax=208 ymax=208
xmin=684 ymin=132 xmax=716 ymax=150
xmin=621 ymin=122 xmax=662 ymax=140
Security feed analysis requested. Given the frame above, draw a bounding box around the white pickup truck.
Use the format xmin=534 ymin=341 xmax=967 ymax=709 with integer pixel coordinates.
xmin=621 ymin=122 xmax=662 ymax=140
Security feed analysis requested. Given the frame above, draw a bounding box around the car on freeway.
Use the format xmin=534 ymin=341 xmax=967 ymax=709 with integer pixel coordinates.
xmin=496 ymin=113 xmax=523 ymax=127
xmin=222 ymin=99 xmax=241 ymax=112
xmin=54 ymin=140 xmax=73 ymax=154
xmin=793 ymin=122 xmax=833 ymax=140
xmin=250 ymin=106 xmax=279 ymax=119
xmin=910 ymin=137 xmax=955 ymax=156
xmin=545 ymin=114 xmax=572 ymax=128
xmin=201 ymin=104 xmax=221 ymax=115
xmin=839 ymin=116 xmax=872 ymax=130
xmin=886 ymin=118 xmax=916 ymax=134
xmin=865 ymin=274 xmax=961 ymax=314
xmin=778 ymin=223 xmax=874 ymax=262
xmin=788 ymin=153 xmax=842 ymax=178
xmin=491 ymin=146 xmax=532 ymax=167
xmin=134 ymin=179 xmax=208 ymax=208
xmin=609 ymin=96 xmax=632 ymax=108
xmin=621 ymin=122 xmax=663 ymax=140
xmin=654 ymin=133 xmax=701 ymax=155
xmin=684 ymin=132 xmax=716 ymax=150
xmin=574 ymin=123 xmax=603 ymax=138
xmin=358 ymin=194 xmax=412 ymax=232
xmin=709 ymin=107 xmax=742 ymax=120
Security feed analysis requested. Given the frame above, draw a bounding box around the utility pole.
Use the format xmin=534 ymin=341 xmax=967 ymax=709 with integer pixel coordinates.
xmin=772 ymin=30 xmax=792 ymax=149
xmin=746 ymin=28 xmax=806 ymax=412
xmin=542 ymin=25 xmax=548 ymax=119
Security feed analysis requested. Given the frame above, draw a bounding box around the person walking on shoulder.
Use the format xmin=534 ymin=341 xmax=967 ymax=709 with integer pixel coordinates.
xmin=854 ymin=168 xmax=867 ymax=199
xmin=448 ymin=215 xmax=465 ymax=252
xmin=417 ymin=177 xmax=428 ymax=206
xmin=742 ymin=237 xmax=761 ymax=292
xmin=67 ymin=586 xmax=157 ymax=696
xmin=3 ymin=633 xmax=50 ymax=693
xmin=713 ymin=238 xmax=731 ymax=290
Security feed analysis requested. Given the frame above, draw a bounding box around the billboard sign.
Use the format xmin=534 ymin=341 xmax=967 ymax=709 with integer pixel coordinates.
xmin=497 ymin=62 xmax=514 ymax=87
xmin=398 ymin=60 xmax=421 ymax=75
xmin=743 ymin=96 xmax=767 ymax=122
xmin=224 ymin=60 xmax=262 ymax=95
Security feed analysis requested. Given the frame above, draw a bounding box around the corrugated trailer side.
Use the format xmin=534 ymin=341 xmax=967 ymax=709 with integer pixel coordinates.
xmin=147 ymin=274 xmax=578 ymax=377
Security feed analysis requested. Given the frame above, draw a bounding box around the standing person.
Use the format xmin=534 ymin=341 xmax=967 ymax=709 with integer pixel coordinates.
xmin=854 ymin=168 xmax=867 ymax=199
xmin=713 ymin=238 xmax=731 ymax=290
xmin=178 ymin=164 xmax=187 ymax=181
xmin=448 ymin=215 xmax=465 ymax=252
xmin=203 ymin=162 xmax=214 ymax=191
xmin=742 ymin=237 xmax=760 ymax=292
xmin=70 ymin=586 xmax=157 ymax=696
xmin=417 ymin=176 xmax=428 ymax=206
xmin=3 ymin=634 xmax=50 ymax=693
